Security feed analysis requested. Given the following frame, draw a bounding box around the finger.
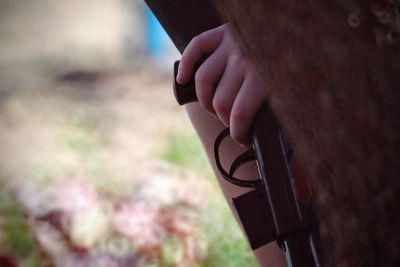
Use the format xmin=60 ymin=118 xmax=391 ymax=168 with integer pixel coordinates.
xmin=230 ymin=74 xmax=267 ymax=146
xmin=212 ymin=57 xmax=244 ymax=126
xmin=195 ymin=47 xmax=227 ymax=113
xmin=177 ymin=24 xmax=225 ymax=84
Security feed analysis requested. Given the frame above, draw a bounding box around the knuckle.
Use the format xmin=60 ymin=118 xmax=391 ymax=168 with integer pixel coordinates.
xmin=212 ymin=97 xmax=229 ymax=115
xmin=231 ymin=105 xmax=248 ymax=125
xmin=191 ymin=34 xmax=202 ymax=46
xmin=195 ymin=69 xmax=210 ymax=88
xmin=230 ymin=53 xmax=245 ymax=66
xmin=195 ymin=71 xmax=213 ymax=112
xmin=212 ymin=98 xmax=231 ymax=124
xmin=192 ymin=33 xmax=206 ymax=48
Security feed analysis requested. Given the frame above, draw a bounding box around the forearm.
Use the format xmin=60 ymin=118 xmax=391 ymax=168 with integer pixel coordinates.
xmin=186 ymin=103 xmax=285 ymax=267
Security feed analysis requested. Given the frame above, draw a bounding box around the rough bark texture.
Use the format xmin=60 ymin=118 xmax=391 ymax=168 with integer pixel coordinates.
xmin=213 ymin=0 xmax=400 ymax=266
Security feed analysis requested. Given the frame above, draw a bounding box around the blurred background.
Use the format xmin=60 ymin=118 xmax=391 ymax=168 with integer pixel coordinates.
xmin=0 ymin=1 xmax=257 ymax=266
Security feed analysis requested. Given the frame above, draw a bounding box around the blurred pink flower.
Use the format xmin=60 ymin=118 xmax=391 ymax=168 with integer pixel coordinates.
xmin=42 ymin=179 xmax=110 ymax=249
xmin=113 ymin=200 xmax=165 ymax=252
xmin=47 ymin=179 xmax=99 ymax=214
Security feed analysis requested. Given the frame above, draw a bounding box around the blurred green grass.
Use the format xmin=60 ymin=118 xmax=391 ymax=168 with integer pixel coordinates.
xmin=161 ymin=131 xmax=209 ymax=172
xmin=0 ymin=191 xmax=44 ymax=267
xmin=161 ymin=132 xmax=258 ymax=267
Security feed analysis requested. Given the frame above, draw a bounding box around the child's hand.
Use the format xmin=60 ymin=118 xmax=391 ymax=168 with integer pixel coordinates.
xmin=176 ymin=23 xmax=267 ymax=146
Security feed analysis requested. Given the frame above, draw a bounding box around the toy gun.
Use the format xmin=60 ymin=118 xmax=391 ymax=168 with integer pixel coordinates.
xmin=144 ymin=1 xmax=322 ymax=266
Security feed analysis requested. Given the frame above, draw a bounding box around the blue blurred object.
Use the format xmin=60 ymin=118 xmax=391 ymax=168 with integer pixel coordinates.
xmin=145 ymin=6 xmax=179 ymax=71
xmin=145 ymin=7 xmax=171 ymax=58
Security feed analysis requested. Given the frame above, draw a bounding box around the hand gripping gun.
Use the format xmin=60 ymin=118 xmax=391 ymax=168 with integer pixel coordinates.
xmin=144 ymin=1 xmax=323 ymax=266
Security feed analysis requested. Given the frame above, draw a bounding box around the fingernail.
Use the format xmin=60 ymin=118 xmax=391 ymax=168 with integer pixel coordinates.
xmin=237 ymin=142 xmax=246 ymax=148
xmin=234 ymin=138 xmax=250 ymax=148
